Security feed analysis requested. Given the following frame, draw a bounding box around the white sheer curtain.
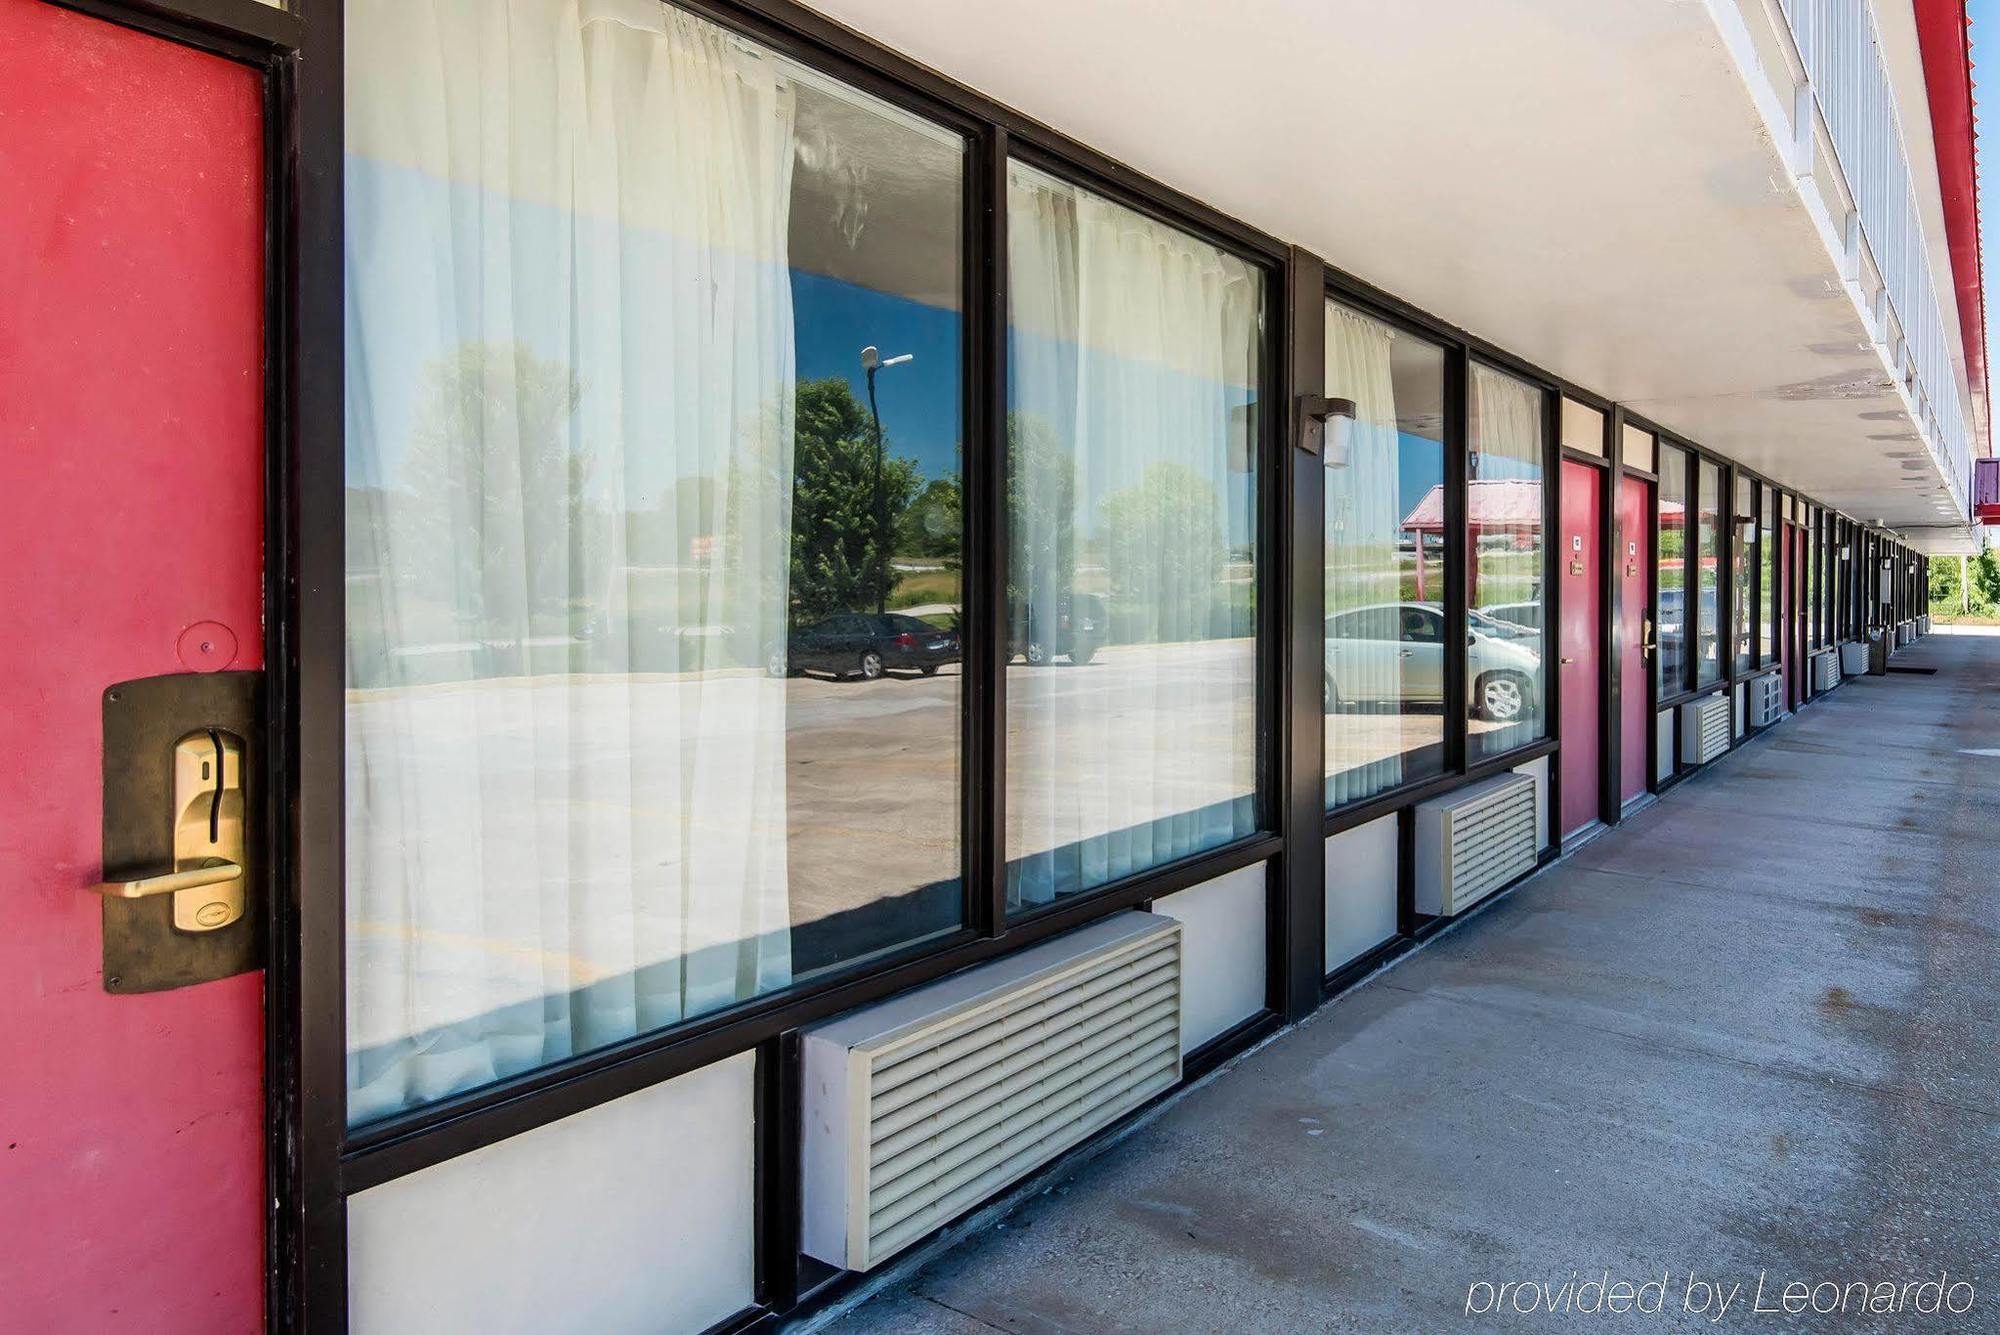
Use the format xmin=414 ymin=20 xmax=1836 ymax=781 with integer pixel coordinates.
xmin=1467 ymin=363 xmax=1547 ymax=757
xmin=1006 ymin=163 xmax=1260 ymax=909
xmin=1324 ymin=305 xmax=1407 ymax=806
xmin=344 ymin=0 xmax=797 ymax=1122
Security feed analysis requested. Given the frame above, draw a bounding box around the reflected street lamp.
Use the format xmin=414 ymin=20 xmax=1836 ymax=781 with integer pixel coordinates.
xmin=860 ymin=345 xmax=915 ymax=615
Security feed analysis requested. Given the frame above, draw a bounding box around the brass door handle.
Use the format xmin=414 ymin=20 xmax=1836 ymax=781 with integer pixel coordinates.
xmin=95 ymin=860 xmax=242 ymax=900
xmin=1560 ymin=656 xmax=1577 ymax=664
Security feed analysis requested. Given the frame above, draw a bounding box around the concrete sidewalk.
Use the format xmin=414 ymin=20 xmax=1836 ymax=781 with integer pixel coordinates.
xmin=823 ymin=630 xmax=2000 ymax=1333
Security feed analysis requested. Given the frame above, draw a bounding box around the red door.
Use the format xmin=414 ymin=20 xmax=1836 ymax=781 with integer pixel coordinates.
xmin=0 ymin=4 xmax=267 ymax=1330
xmin=1559 ymin=461 xmax=1602 ymax=836
xmin=1615 ymin=474 xmax=1651 ymax=805
xmin=1800 ymin=519 xmax=1816 ymax=707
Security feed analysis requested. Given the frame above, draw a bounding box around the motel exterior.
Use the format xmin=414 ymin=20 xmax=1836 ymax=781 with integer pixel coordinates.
xmin=0 ymin=0 xmax=1989 ymax=1329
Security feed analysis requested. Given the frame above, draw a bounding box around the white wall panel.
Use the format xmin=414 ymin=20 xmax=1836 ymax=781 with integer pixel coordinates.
xmin=1152 ymin=863 xmax=1267 ymax=1053
xmin=1656 ymin=708 xmax=1677 ymax=783
xmin=349 ymin=1053 xmax=755 ymax=1335
xmin=1324 ymin=814 xmax=1399 ymax=972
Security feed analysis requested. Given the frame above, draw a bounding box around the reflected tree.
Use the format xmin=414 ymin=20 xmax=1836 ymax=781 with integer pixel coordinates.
xmin=899 ymin=473 xmax=962 ymax=560
xmin=392 ymin=340 xmax=593 ymax=648
xmin=1100 ymin=461 xmax=1225 ymax=642
xmin=1007 ymin=412 xmax=1077 ymax=648
xmin=791 ymin=377 xmax=921 ymax=622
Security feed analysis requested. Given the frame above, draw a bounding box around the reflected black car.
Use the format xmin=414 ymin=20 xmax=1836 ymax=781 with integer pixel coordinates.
xmin=774 ymin=612 xmax=960 ymax=680
xmin=1007 ymin=592 xmax=1104 ymax=666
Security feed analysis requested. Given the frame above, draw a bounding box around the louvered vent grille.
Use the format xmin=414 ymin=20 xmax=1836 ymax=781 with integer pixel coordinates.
xmin=1680 ymin=694 xmax=1731 ymax=765
xmin=802 ymin=913 xmax=1182 ymax=1273
xmin=1414 ymin=773 xmax=1538 ymax=917
xmin=1840 ymin=640 xmax=1870 ymax=674
xmin=1814 ymin=648 xmax=1840 ymax=692
xmin=1750 ymin=672 xmax=1784 ymax=726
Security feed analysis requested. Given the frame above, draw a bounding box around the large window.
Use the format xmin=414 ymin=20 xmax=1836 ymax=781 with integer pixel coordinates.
xmin=1323 ymin=303 xmax=1447 ymax=806
xmin=1695 ymin=458 xmax=1722 ymax=686
xmin=1004 ymin=162 xmax=1262 ymax=911
xmin=343 ymin=0 xmax=968 ymax=1122
xmin=1466 ymin=363 xmax=1547 ymax=758
xmin=1759 ymin=487 xmax=1779 ymax=662
xmin=1657 ymin=443 xmax=1687 ymax=690
xmin=1809 ymin=508 xmax=1827 ymax=647
xmin=1733 ymin=473 xmax=1753 ymax=674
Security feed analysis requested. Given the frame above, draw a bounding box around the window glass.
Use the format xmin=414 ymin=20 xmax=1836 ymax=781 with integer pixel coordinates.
xmin=1323 ymin=303 xmax=1447 ymax=806
xmin=1805 ymin=509 xmax=1820 ymax=647
xmin=343 ymin=0 xmax=966 ymax=1122
xmin=1695 ymin=459 xmax=1722 ymax=686
xmin=1005 ymin=161 xmax=1261 ymax=911
xmin=1733 ymin=474 xmax=1753 ymax=673
xmin=1466 ymin=363 xmax=1546 ymax=758
xmin=1759 ymin=487 xmax=1778 ymax=662
xmin=1657 ymin=443 xmax=1687 ymax=689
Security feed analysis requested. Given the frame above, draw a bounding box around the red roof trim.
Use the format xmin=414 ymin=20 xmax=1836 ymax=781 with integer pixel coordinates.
xmin=1915 ymin=0 xmax=1990 ymax=455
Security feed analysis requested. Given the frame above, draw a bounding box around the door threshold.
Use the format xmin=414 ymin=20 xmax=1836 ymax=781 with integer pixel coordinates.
xmin=1619 ymin=792 xmax=1658 ymax=819
xmin=1561 ymin=821 xmax=1607 ymax=855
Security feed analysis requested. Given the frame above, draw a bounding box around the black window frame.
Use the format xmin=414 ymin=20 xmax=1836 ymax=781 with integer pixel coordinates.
xmin=1316 ymin=276 xmax=1563 ymax=841
xmin=294 ymin=0 xmax=1299 ymax=1326
xmin=995 ymin=140 xmax=1288 ymax=932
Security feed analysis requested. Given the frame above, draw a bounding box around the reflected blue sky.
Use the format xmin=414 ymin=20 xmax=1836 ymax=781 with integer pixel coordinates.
xmin=792 ymin=269 xmax=961 ymax=482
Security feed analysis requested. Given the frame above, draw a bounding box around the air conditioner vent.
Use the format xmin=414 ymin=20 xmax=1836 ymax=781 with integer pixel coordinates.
xmin=1813 ymin=648 xmax=1840 ymax=692
xmin=1680 ymin=693 xmax=1731 ymax=765
xmin=1840 ymin=640 xmax=1870 ymax=675
xmin=802 ymin=912 xmax=1182 ymax=1273
xmin=1749 ymin=671 xmax=1784 ymax=727
xmin=1414 ymin=773 xmax=1538 ymax=917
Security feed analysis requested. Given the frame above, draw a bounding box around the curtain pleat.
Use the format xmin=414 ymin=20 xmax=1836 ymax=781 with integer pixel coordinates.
xmin=1467 ymin=363 xmax=1547 ymax=758
xmin=1324 ymin=306 xmax=1407 ymax=807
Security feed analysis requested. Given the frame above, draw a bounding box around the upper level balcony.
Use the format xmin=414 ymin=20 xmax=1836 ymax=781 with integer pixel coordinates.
xmin=813 ymin=0 xmax=1989 ymax=551
xmin=1762 ymin=0 xmax=1983 ymax=538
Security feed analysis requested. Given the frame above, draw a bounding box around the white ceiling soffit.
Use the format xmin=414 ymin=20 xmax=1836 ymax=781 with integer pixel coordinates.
xmin=803 ymin=0 xmax=1978 ymax=552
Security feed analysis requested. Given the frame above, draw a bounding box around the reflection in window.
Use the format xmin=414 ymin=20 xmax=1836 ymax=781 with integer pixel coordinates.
xmin=343 ymin=0 xmax=966 ymax=1122
xmin=1466 ymin=364 xmax=1546 ymax=759
xmin=1695 ymin=459 xmax=1721 ymax=685
xmin=1759 ymin=486 xmax=1778 ymax=663
xmin=1808 ymin=509 xmax=1825 ymax=647
xmin=1324 ymin=304 xmax=1447 ymax=807
xmin=1005 ymin=161 xmax=1261 ymax=910
xmin=1657 ymin=443 xmax=1687 ymax=689
xmin=1733 ymin=474 xmax=1753 ymax=674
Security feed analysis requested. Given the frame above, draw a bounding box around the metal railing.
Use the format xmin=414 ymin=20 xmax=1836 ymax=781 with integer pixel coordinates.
xmin=1781 ymin=0 xmax=1974 ymax=510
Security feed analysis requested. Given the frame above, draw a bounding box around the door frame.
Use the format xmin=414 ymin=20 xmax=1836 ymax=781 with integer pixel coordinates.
xmin=1606 ymin=423 xmax=1657 ymax=813
xmin=33 ymin=0 xmax=307 ymax=1328
xmin=1556 ymin=445 xmax=1611 ymax=840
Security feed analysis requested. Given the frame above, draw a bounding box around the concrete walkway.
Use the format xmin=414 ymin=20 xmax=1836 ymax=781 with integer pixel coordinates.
xmin=825 ymin=630 xmax=2000 ymax=1333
